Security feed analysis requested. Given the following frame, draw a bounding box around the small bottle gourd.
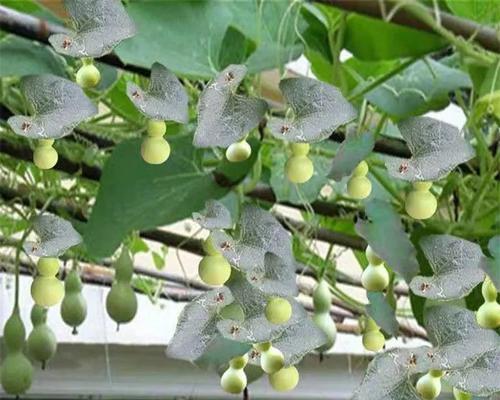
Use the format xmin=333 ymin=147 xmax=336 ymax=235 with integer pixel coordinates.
xmin=347 ymin=161 xmax=372 ymax=199
xmin=405 ymin=182 xmax=437 ymax=220
xmin=361 ymin=246 xmax=389 ymax=292
xmin=198 ymin=234 xmax=231 ymax=286
xmin=285 ymin=143 xmax=314 ymax=184
xmin=141 ymin=119 xmax=171 ymax=164
xmin=31 ymin=257 xmax=64 ymax=307
xmin=220 ymin=354 xmax=248 ymax=394
xmin=362 ymin=318 xmax=385 ymax=352
xmin=1 ymin=307 xmax=33 ymax=396
xmin=312 ymin=279 xmax=337 ymax=352
xmin=476 ymin=277 xmax=500 ymax=329
xmin=106 ymin=249 xmax=138 ymax=330
xmin=254 ymin=342 xmax=284 ymax=374
xmin=265 ymin=297 xmax=292 ymax=325
xmin=269 ymin=365 xmax=300 ymax=392
xmin=61 ymin=269 xmax=87 ymax=334
xmin=226 ymin=138 xmax=252 ymax=162
xmin=416 ymin=370 xmax=443 ymax=400
xmin=33 ymin=139 xmax=58 ymax=170
xmin=27 ymin=305 xmax=57 ymax=369
xmin=76 ymin=59 xmax=101 ymax=89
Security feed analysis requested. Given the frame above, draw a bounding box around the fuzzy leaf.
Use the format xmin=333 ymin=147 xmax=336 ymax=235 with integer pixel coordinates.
xmin=355 ymin=200 xmax=419 ymax=282
xmin=329 ymin=128 xmax=375 ymax=181
xmin=7 ymin=74 xmax=97 ymax=139
xmin=216 ymin=271 xmax=324 ymax=361
xmin=193 ymin=64 xmax=267 ymax=148
xmin=386 ymin=117 xmax=475 ymax=182
xmin=409 ymin=235 xmax=486 ymax=300
xmin=210 ymin=205 xmax=297 ymax=289
xmin=24 ymin=214 xmax=82 ymax=257
xmin=166 ymin=287 xmax=248 ymax=365
xmin=353 ymin=347 xmax=429 ymax=400
xmin=48 ymin=0 xmax=136 ymax=58
xmin=424 ymin=305 xmax=500 ymax=370
xmin=192 ymin=200 xmax=233 ymax=230
xmin=126 ymin=62 xmax=188 ymax=123
xmin=444 ymin=347 xmax=500 ymax=397
xmin=366 ymin=292 xmax=399 ymax=336
xmin=355 ymin=305 xmax=500 ymax=400
xmin=268 ymin=77 xmax=357 ymax=143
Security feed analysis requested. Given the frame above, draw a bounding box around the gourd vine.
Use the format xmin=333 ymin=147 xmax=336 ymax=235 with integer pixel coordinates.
xmin=0 ymin=0 xmax=498 ymax=399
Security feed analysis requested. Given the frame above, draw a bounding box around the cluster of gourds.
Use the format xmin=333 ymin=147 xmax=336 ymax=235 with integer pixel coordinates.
xmin=0 ymin=249 xmax=139 ymax=396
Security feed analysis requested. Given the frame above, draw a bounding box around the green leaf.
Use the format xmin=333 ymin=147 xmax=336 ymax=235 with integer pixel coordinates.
xmin=366 ymin=292 xmax=399 ymax=336
xmin=269 ymin=148 xmax=331 ymax=205
xmin=0 ymin=0 xmax=61 ymax=22
xmin=482 ymin=235 xmax=500 ymax=289
xmin=84 ymin=136 xmax=228 ymax=258
xmin=364 ymin=58 xmax=472 ymax=118
xmin=0 ymin=35 xmax=67 ymax=77
xmin=128 ymin=235 xmax=149 ymax=254
xmin=106 ymin=76 xmax=144 ymax=122
xmin=152 ymin=251 xmax=165 ymax=270
xmin=116 ymin=0 xmax=304 ymax=78
xmin=445 ymin=0 xmax=500 ymax=25
xmin=355 ymin=200 xmax=419 ymax=282
xmin=318 ymin=4 xmax=445 ymax=60
xmin=218 ymin=26 xmax=256 ymax=69
xmin=329 ymin=129 xmax=375 ymax=181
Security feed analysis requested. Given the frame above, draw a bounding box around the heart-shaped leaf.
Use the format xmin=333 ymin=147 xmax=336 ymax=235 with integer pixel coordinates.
xmin=210 ymin=205 xmax=297 ymax=288
xmin=48 ymin=0 xmax=136 ymax=58
xmin=24 ymin=214 xmax=82 ymax=257
xmin=268 ymin=77 xmax=357 ymax=143
xmin=355 ymin=305 xmax=500 ymax=400
xmin=409 ymin=235 xmax=486 ymax=300
xmin=7 ymin=74 xmax=97 ymax=139
xmin=363 ymin=58 xmax=471 ymax=118
xmin=355 ymin=200 xmax=419 ymax=282
xmin=126 ymin=62 xmax=188 ymax=123
xmin=193 ymin=64 xmax=268 ymax=148
xmin=386 ymin=117 xmax=475 ymax=182
xmin=366 ymin=292 xmax=399 ymax=336
xmin=192 ymin=200 xmax=233 ymax=230
xmin=84 ymin=136 xmax=228 ymax=258
xmin=353 ymin=346 xmax=430 ymax=400
xmin=329 ymin=128 xmax=375 ymax=181
xmin=444 ymin=347 xmax=500 ymax=397
xmin=166 ymin=287 xmax=249 ymax=365
xmin=424 ymin=305 xmax=499 ymax=370
xmin=482 ymin=235 xmax=500 ymax=289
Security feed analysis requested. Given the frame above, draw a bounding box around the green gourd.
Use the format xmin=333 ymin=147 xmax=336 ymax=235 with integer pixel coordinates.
xmin=362 ymin=318 xmax=385 ymax=352
xmin=61 ymin=270 xmax=87 ymax=334
xmin=405 ymin=182 xmax=437 ymax=220
xmin=361 ymin=246 xmax=389 ymax=292
xmin=476 ymin=277 xmax=500 ymax=329
xmin=220 ymin=354 xmax=248 ymax=394
xmin=106 ymin=248 xmax=138 ymax=329
xmin=27 ymin=305 xmax=57 ymax=369
xmin=416 ymin=370 xmax=443 ymax=400
xmin=254 ymin=342 xmax=284 ymax=374
xmin=312 ymin=280 xmax=337 ymax=353
xmin=31 ymin=257 xmax=64 ymax=307
xmin=347 ymin=161 xmax=372 ymax=200
xmin=1 ymin=308 xmax=33 ymax=396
